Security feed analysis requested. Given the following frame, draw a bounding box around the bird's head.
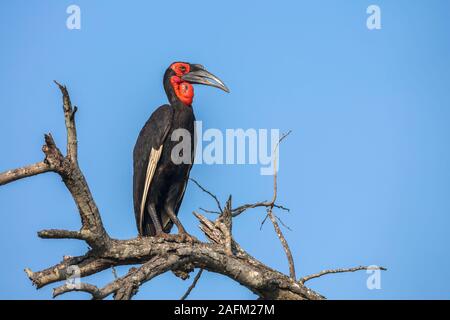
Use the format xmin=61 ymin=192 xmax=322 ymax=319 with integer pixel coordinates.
xmin=164 ymin=62 xmax=229 ymax=106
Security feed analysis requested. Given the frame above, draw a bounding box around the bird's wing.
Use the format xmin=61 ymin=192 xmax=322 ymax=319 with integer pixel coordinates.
xmin=133 ymin=104 xmax=174 ymax=235
xmin=139 ymin=145 xmax=163 ymax=235
xmin=161 ymin=114 xmax=196 ymax=232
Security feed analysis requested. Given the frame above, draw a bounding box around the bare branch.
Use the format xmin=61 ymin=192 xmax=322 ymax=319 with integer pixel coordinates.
xmin=180 ymin=269 xmax=204 ymax=300
xmin=190 ymin=178 xmax=223 ymax=213
xmin=47 ymin=82 xmax=109 ymax=250
xmin=193 ymin=211 xmax=222 ymax=244
xmin=270 ymin=130 xmax=292 ymax=204
xmin=108 ymin=255 xmax=191 ymax=300
xmin=0 ymin=161 xmax=52 ymax=186
xmin=263 ymin=130 xmax=296 ymax=279
xmin=38 ymin=229 xmax=85 ymax=240
xmin=199 ymin=207 xmax=221 ymax=214
xmin=111 ymin=266 xmax=118 ymax=279
xmin=0 ymin=132 xmax=65 ymax=187
xmin=53 ymin=282 xmax=103 ymax=299
xmin=267 ymin=208 xmax=296 ymax=279
xmin=232 ymin=201 xmax=289 ymax=217
xmin=219 ymin=196 xmax=233 ymax=256
xmin=25 ymin=254 xmax=112 ymax=289
xmin=54 ymin=257 xmax=179 ymax=300
xmin=228 ymin=130 xmax=291 ymax=217
xmin=300 ymin=266 xmax=387 ymax=284
xmin=275 ymin=215 xmax=292 ymax=231
xmin=260 ymin=213 xmax=270 ymax=230
xmin=54 ymin=80 xmax=78 ymax=163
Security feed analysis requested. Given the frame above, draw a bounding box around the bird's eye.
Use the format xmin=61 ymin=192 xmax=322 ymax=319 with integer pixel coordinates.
xmin=180 ymin=66 xmax=186 ymax=72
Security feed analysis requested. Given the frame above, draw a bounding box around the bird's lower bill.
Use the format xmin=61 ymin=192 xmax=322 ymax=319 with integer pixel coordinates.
xmin=182 ymin=69 xmax=229 ymax=93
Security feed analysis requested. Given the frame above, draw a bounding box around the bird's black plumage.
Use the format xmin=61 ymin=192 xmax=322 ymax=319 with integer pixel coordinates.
xmin=133 ymin=103 xmax=194 ymax=236
xmin=133 ymin=62 xmax=228 ymax=237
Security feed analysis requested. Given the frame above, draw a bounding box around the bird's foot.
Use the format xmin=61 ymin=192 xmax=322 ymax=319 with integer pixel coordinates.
xmin=153 ymin=232 xmax=172 ymax=240
xmin=153 ymin=231 xmax=197 ymax=243
xmin=176 ymin=232 xmax=198 ymax=243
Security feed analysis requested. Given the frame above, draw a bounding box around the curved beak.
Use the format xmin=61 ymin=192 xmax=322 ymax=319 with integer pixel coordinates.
xmin=182 ymin=67 xmax=230 ymax=93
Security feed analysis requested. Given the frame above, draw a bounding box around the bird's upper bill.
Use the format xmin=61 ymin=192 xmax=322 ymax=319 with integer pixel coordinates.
xmin=171 ymin=62 xmax=229 ymax=93
xmin=167 ymin=62 xmax=229 ymax=106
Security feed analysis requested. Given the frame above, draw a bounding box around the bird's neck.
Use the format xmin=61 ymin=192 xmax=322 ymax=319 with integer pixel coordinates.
xmin=170 ymin=76 xmax=194 ymax=105
xmin=164 ymin=75 xmax=194 ymax=106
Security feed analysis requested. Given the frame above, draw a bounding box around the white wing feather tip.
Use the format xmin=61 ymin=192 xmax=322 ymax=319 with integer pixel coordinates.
xmin=139 ymin=145 xmax=163 ymax=235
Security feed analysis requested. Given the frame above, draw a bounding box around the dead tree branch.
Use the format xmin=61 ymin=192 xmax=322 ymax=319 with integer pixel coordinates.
xmin=180 ymin=269 xmax=204 ymax=300
xmin=190 ymin=178 xmax=223 ymax=213
xmin=0 ymin=161 xmax=51 ymax=186
xmin=299 ymin=266 xmax=388 ymax=285
xmin=0 ymin=83 xmax=385 ymax=300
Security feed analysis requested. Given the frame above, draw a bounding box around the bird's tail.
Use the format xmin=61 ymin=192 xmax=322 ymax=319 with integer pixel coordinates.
xmin=141 ymin=210 xmax=173 ymax=236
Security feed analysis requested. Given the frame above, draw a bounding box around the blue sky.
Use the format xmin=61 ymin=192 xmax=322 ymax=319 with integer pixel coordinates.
xmin=1 ymin=0 xmax=450 ymax=299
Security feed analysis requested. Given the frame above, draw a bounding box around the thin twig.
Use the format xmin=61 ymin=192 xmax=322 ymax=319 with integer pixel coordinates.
xmin=265 ymin=130 xmax=296 ymax=279
xmin=232 ymin=201 xmax=289 ymax=217
xmin=259 ymin=213 xmax=269 ymax=230
xmin=180 ymin=269 xmax=204 ymax=300
xmin=270 ymin=130 xmax=292 ymax=204
xmin=199 ymin=207 xmax=221 ymax=214
xmin=299 ymin=266 xmax=387 ymax=284
xmin=111 ymin=266 xmax=118 ymax=280
xmin=275 ymin=215 xmax=292 ymax=231
xmin=190 ymin=178 xmax=223 ymax=213
xmin=230 ymin=129 xmax=291 ymax=218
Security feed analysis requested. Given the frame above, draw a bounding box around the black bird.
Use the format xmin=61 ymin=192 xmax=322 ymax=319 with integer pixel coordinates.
xmin=133 ymin=62 xmax=229 ymax=237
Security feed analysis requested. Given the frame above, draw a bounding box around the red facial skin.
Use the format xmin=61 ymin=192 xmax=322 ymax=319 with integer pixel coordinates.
xmin=170 ymin=62 xmax=194 ymax=105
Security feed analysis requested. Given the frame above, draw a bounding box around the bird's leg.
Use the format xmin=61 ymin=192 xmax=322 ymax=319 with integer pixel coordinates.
xmin=165 ymin=206 xmax=197 ymax=243
xmin=165 ymin=206 xmax=186 ymax=233
xmin=147 ymin=203 xmax=164 ymax=236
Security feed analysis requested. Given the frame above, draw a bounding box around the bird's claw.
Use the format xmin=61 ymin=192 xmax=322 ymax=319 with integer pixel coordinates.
xmin=153 ymin=232 xmax=197 ymax=243
xmin=154 ymin=232 xmax=171 ymax=240
xmin=177 ymin=232 xmax=198 ymax=243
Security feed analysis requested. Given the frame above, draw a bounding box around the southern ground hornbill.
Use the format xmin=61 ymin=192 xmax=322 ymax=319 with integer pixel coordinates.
xmin=133 ymin=62 xmax=229 ymax=237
